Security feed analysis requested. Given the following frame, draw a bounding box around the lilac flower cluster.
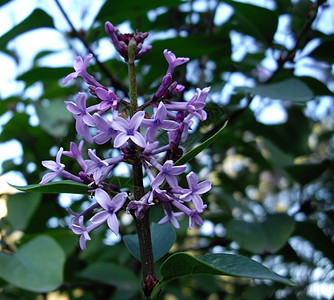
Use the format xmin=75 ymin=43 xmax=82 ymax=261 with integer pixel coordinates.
xmin=40 ymin=22 xmax=212 ymax=251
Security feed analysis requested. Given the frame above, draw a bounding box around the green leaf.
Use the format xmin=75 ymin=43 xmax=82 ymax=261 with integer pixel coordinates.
xmin=224 ymin=0 xmax=278 ymax=45
xmin=237 ymin=78 xmax=314 ymax=101
xmin=175 ymin=121 xmax=228 ymax=166
xmin=0 ymin=235 xmax=65 ymax=292
xmin=309 ymin=36 xmax=334 ymax=64
xmin=78 ymin=261 xmax=139 ymax=290
xmin=17 ymin=67 xmax=73 ymax=87
xmin=6 ymin=192 xmax=41 ymax=231
xmin=0 ymin=9 xmax=55 ymax=50
xmin=36 ymin=99 xmax=73 ymax=138
xmin=226 ymin=214 xmax=295 ymax=254
xmin=10 ymin=180 xmax=89 ymax=195
xmin=284 ymin=160 xmax=331 ymax=185
xmin=153 ymin=252 xmax=293 ymax=297
xmin=123 ymin=223 xmax=176 ymax=262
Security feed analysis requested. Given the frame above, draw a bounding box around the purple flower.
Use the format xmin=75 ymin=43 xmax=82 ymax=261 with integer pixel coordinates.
xmin=40 ymin=147 xmax=65 ymax=185
xmin=142 ymin=102 xmax=179 ymax=143
xmin=90 ymin=189 xmax=128 ymax=235
xmin=158 ymin=202 xmax=184 ymax=229
xmin=63 ymin=140 xmax=87 ymax=170
xmin=93 ymin=113 xmax=117 ymax=145
xmin=70 ymin=216 xmax=92 ymax=251
xmin=187 ymin=87 xmax=211 ymax=121
xmin=151 ymin=160 xmax=186 ymax=189
xmin=63 ymin=54 xmax=103 ymax=87
xmin=163 ymin=49 xmax=189 ymax=75
xmin=153 ymin=73 xmax=172 ymax=99
xmin=179 ymin=171 xmax=211 ymax=212
xmin=65 ymin=92 xmax=97 ymax=143
xmin=112 ymin=111 xmax=146 ymax=148
xmin=126 ymin=191 xmax=154 ymax=219
xmin=188 ymin=209 xmax=205 ymax=230
xmin=95 ymin=87 xmax=120 ymax=111
xmin=85 ymin=149 xmax=109 ymax=184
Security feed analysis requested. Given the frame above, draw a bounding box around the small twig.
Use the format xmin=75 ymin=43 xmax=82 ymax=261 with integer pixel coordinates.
xmin=54 ymin=0 xmax=127 ymax=94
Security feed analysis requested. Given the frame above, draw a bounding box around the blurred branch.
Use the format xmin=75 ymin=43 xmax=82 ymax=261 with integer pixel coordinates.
xmin=54 ymin=0 xmax=128 ymax=94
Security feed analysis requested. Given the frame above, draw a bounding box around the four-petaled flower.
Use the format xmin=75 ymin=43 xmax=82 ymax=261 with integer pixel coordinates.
xmin=95 ymin=87 xmax=120 ymax=111
xmin=163 ymin=49 xmax=190 ymax=75
xmin=142 ymin=102 xmax=179 ymax=143
xmin=63 ymin=53 xmax=103 ymax=87
xmin=151 ymin=160 xmax=187 ymax=189
xmin=179 ymin=171 xmax=212 ymax=212
xmin=65 ymin=92 xmax=96 ymax=143
xmin=40 ymin=147 xmax=65 ymax=185
xmin=90 ymin=189 xmax=128 ymax=235
xmin=112 ymin=111 xmax=146 ymax=148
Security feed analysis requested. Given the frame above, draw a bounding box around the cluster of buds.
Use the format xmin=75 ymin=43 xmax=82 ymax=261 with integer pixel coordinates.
xmin=40 ymin=22 xmax=212 ymax=251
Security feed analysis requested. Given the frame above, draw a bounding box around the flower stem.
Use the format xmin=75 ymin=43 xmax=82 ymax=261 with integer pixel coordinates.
xmin=128 ymin=39 xmax=157 ymax=299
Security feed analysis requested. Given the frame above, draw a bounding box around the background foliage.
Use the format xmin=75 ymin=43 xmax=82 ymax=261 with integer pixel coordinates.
xmin=0 ymin=0 xmax=333 ymax=299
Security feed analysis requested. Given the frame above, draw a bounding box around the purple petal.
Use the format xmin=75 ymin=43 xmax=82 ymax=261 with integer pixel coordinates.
xmin=39 ymin=172 xmax=58 ymax=185
xmin=196 ymin=181 xmax=212 ymax=194
xmin=112 ymin=117 xmax=129 ymax=131
xmin=79 ymin=232 xmax=91 ymax=251
xmin=107 ymin=213 xmax=119 ymax=235
xmin=76 ymin=92 xmax=87 ymax=109
xmin=130 ymin=132 xmax=147 ymax=148
xmin=73 ymin=56 xmax=84 ymax=70
xmin=160 ymin=120 xmax=179 ymax=131
xmin=111 ymin=192 xmax=127 ymax=212
xmin=90 ymin=210 xmax=108 ymax=224
xmin=95 ymin=87 xmax=109 ymax=100
xmin=62 ymin=72 xmax=76 ymax=85
xmin=186 ymin=172 xmax=198 ymax=191
xmin=65 ymin=101 xmax=81 ymax=114
xmin=165 ymin=174 xmax=179 ymax=188
xmin=129 ymin=111 xmax=145 ymax=130
xmin=192 ymin=194 xmax=205 ymax=212
xmin=95 ymin=188 xmax=112 ymax=210
xmin=113 ymin=132 xmax=129 ymax=148
xmin=151 ymin=172 xmax=165 ymax=189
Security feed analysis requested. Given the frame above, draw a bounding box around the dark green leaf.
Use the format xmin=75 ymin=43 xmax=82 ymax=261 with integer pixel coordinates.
xmin=226 ymin=214 xmax=295 ymax=254
xmin=308 ymin=36 xmax=334 ymax=64
xmin=0 ymin=9 xmax=55 ymax=50
xmin=0 ymin=235 xmax=65 ymax=292
xmin=79 ymin=262 xmax=139 ymax=290
xmin=224 ymin=0 xmax=278 ymax=45
xmin=153 ymin=252 xmax=293 ymax=297
xmin=285 ymin=160 xmax=331 ymax=185
xmin=123 ymin=223 xmax=176 ymax=262
xmin=10 ymin=180 xmax=89 ymax=195
xmin=175 ymin=121 xmax=228 ymax=166
xmin=6 ymin=192 xmax=41 ymax=231
xmin=17 ymin=67 xmax=73 ymax=87
xmin=237 ymin=78 xmax=314 ymax=101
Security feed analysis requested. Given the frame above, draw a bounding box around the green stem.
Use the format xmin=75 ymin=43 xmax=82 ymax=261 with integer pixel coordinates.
xmin=127 ymin=38 xmax=157 ymax=299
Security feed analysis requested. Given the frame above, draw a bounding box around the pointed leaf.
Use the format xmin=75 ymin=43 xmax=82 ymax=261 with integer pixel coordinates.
xmin=153 ymin=252 xmax=293 ymax=298
xmin=0 ymin=235 xmax=65 ymax=292
xmin=175 ymin=121 xmax=228 ymax=166
xmin=0 ymin=9 xmax=55 ymax=50
xmin=123 ymin=223 xmax=176 ymax=262
xmin=10 ymin=180 xmax=89 ymax=195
